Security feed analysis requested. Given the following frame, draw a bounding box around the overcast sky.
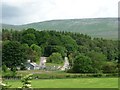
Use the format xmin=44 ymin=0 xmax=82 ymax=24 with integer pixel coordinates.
xmin=1 ymin=0 xmax=119 ymax=25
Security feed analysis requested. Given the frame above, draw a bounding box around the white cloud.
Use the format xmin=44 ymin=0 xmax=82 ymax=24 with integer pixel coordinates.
xmin=2 ymin=0 xmax=119 ymax=25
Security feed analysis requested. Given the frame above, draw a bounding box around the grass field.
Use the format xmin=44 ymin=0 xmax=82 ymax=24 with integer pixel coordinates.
xmin=5 ymin=78 xmax=118 ymax=88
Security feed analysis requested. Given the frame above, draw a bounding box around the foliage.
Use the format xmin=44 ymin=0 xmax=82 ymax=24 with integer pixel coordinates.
xmin=2 ymin=65 xmax=8 ymax=72
xmin=44 ymin=45 xmax=67 ymax=57
xmin=21 ymin=74 xmax=33 ymax=88
xmin=2 ymin=41 xmax=27 ymax=71
xmin=72 ymin=54 xmax=93 ymax=73
xmin=102 ymin=61 xmax=118 ymax=73
xmin=21 ymin=33 xmax=36 ymax=46
xmin=86 ymin=51 xmax=107 ymax=73
xmin=2 ymin=28 xmax=118 ymax=73
xmin=30 ymin=44 xmax=41 ymax=56
xmin=2 ymin=65 xmax=17 ymax=77
xmin=30 ymin=44 xmax=41 ymax=62
xmin=47 ymin=53 xmax=64 ymax=64
xmin=0 ymin=82 xmax=11 ymax=90
xmin=61 ymin=35 xmax=78 ymax=54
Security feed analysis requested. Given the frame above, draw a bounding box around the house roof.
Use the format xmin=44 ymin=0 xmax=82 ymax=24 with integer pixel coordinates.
xmin=29 ymin=62 xmax=39 ymax=67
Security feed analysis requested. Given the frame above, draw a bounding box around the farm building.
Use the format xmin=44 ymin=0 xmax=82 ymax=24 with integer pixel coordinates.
xmin=39 ymin=57 xmax=47 ymax=69
xmin=26 ymin=60 xmax=40 ymax=70
xmin=61 ymin=57 xmax=70 ymax=70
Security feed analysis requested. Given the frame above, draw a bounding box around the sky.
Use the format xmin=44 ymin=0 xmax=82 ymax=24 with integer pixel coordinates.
xmin=1 ymin=0 xmax=119 ymax=25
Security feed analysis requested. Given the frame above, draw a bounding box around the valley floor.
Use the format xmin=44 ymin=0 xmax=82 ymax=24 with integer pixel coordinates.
xmin=6 ymin=78 xmax=118 ymax=88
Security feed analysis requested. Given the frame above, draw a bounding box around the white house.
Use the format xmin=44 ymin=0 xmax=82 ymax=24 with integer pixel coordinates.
xmin=26 ymin=60 xmax=40 ymax=70
xmin=61 ymin=57 xmax=70 ymax=71
xmin=39 ymin=57 xmax=47 ymax=69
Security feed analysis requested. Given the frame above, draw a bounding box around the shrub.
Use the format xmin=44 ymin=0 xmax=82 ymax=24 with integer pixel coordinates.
xmin=47 ymin=52 xmax=64 ymax=64
xmin=102 ymin=62 xmax=118 ymax=73
xmin=21 ymin=74 xmax=33 ymax=88
xmin=0 ymin=82 xmax=11 ymax=89
xmin=72 ymin=54 xmax=93 ymax=73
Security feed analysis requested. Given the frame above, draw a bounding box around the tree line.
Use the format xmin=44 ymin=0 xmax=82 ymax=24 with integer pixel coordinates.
xmin=2 ymin=28 xmax=119 ymax=73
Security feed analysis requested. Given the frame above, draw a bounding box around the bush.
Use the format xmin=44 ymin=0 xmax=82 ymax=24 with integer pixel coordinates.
xmin=21 ymin=74 xmax=33 ymax=88
xmin=2 ymin=69 xmax=17 ymax=77
xmin=31 ymin=72 xmax=117 ymax=79
xmin=0 ymin=82 xmax=11 ymax=89
xmin=72 ymin=54 xmax=93 ymax=73
xmin=2 ymin=65 xmax=8 ymax=72
xmin=93 ymin=73 xmax=104 ymax=77
xmin=102 ymin=62 xmax=118 ymax=73
xmin=47 ymin=52 xmax=64 ymax=64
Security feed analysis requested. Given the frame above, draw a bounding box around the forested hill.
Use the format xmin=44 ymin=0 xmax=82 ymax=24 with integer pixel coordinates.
xmin=2 ymin=18 xmax=118 ymax=39
xmin=2 ymin=29 xmax=118 ymax=73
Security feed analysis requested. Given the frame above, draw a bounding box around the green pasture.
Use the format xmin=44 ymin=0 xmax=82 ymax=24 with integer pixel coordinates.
xmin=5 ymin=78 xmax=118 ymax=88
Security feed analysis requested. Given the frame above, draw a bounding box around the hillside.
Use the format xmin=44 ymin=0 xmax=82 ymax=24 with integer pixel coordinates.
xmin=2 ymin=18 xmax=118 ymax=39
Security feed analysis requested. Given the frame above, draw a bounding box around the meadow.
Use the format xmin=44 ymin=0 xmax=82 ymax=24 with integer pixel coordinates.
xmin=6 ymin=78 xmax=118 ymax=88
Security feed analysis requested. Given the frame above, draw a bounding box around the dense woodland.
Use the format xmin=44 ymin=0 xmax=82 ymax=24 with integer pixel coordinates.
xmin=2 ymin=28 xmax=119 ymax=74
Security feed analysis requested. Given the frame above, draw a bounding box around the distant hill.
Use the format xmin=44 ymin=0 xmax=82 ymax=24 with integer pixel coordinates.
xmin=2 ymin=18 xmax=118 ymax=39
